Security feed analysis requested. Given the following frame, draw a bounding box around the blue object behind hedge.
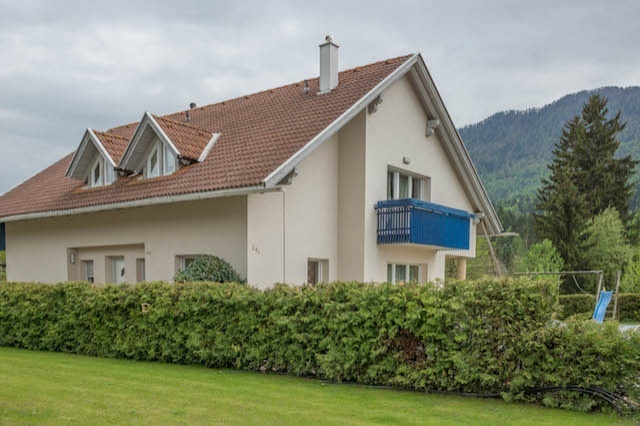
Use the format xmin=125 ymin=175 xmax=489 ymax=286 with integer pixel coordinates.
xmin=592 ymin=290 xmax=613 ymax=323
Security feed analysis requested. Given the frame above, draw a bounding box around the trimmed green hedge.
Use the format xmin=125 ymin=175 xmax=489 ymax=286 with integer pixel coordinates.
xmin=559 ymin=293 xmax=640 ymax=322
xmin=0 ymin=278 xmax=638 ymax=412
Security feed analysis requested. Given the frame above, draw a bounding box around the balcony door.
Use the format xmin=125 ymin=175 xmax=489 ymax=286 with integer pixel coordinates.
xmin=387 ymin=169 xmax=429 ymax=201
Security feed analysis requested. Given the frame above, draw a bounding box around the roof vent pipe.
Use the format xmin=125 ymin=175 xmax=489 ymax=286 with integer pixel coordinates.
xmin=318 ymin=35 xmax=339 ymax=93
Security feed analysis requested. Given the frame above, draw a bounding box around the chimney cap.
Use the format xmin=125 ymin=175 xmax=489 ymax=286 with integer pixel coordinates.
xmin=320 ymin=35 xmax=339 ymax=47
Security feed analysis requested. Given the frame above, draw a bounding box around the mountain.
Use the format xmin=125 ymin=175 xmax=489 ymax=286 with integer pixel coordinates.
xmin=460 ymin=86 xmax=640 ymax=211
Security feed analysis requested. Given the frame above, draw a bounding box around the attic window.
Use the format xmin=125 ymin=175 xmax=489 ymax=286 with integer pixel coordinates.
xmin=91 ymin=159 xmax=101 ymax=187
xmin=145 ymin=140 xmax=178 ymax=179
xmin=88 ymin=156 xmax=116 ymax=188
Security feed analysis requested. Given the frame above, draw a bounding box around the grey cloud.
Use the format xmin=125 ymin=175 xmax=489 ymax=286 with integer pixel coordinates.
xmin=1 ymin=0 xmax=639 ymax=193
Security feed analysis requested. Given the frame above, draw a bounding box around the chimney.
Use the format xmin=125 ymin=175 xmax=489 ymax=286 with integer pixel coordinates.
xmin=319 ymin=35 xmax=339 ymax=93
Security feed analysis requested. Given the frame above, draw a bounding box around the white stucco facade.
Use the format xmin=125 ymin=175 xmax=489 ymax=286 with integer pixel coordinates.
xmin=4 ymin=74 xmax=487 ymax=288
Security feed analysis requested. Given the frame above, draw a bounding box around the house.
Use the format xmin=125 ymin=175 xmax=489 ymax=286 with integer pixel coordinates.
xmin=0 ymin=38 xmax=502 ymax=288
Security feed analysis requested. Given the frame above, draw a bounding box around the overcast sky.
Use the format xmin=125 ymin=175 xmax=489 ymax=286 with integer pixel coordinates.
xmin=1 ymin=0 xmax=639 ymax=194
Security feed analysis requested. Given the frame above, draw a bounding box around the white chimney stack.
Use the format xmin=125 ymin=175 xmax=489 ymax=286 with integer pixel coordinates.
xmin=319 ymin=35 xmax=339 ymax=93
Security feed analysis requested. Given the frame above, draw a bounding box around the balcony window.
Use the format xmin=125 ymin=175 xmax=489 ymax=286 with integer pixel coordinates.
xmin=387 ymin=169 xmax=429 ymax=201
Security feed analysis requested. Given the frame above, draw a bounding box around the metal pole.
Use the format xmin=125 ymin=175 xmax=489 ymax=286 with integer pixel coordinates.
xmin=612 ymin=270 xmax=621 ymax=321
xmin=480 ymin=220 xmax=502 ymax=278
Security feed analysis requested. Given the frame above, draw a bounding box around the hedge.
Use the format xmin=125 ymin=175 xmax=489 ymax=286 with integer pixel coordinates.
xmin=559 ymin=293 xmax=640 ymax=321
xmin=0 ymin=278 xmax=638 ymax=413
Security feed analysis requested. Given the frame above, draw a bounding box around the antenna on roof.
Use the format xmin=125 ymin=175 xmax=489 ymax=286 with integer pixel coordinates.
xmin=185 ymin=102 xmax=196 ymax=123
xmin=303 ymin=80 xmax=309 ymax=94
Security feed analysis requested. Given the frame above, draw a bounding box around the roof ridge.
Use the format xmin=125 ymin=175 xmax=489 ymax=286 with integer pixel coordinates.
xmin=181 ymin=53 xmax=415 ymax=114
xmin=106 ymin=54 xmax=415 ymax=134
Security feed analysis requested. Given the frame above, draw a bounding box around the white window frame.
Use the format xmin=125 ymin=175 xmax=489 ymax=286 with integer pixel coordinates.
xmin=176 ymin=255 xmax=201 ymax=272
xmin=82 ymin=260 xmax=95 ymax=283
xmin=387 ymin=263 xmax=423 ymax=284
xmin=90 ymin=157 xmax=103 ymax=187
xmin=164 ymin=143 xmax=176 ymax=175
xmin=387 ymin=168 xmax=430 ymax=201
xmin=146 ymin=142 xmax=161 ymax=178
xmin=307 ymin=258 xmax=329 ymax=285
xmin=145 ymin=139 xmax=178 ymax=179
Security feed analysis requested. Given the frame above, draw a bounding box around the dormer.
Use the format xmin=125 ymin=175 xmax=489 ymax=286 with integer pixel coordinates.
xmin=66 ymin=129 xmax=128 ymax=187
xmin=118 ymin=112 xmax=219 ymax=178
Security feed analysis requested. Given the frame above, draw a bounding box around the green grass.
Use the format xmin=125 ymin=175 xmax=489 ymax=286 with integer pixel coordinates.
xmin=0 ymin=347 xmax=633 ymax=425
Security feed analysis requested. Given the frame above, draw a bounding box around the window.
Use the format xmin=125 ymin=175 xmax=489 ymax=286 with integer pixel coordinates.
xmin=164 ymin=144 xmax=176 ymax=174
xmin=177 ymin=255 xmax=200 ymax=272
xmin=90 ymin=158 xmax=102 ymax=187
xmin=82 ymin=260 xmax=94 ymax=283
xmin=88 ymin=157 xmax=115 ymax=187
xmin=105 ymin=162 xmax=115 ymax=185
xmin=147 ymin=144 xmax=160 ymax=178
xmin=387 ymin=263 xmax=424 ymax=284
xmin=386 ymin=169 xmax=429 ymax=201
xmin=307 ymin=259 xmax=329 ymax=285
xmin=145 ymin=140 xmax=177 ymax=179
xmin=110 ymin=256 xmax=126 ymax=284
xmin=136 ymin=258 xmax=146 ymax=282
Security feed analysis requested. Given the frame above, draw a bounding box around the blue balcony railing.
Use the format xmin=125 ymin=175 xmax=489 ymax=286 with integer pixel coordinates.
xmin=375 ymin=199 xmax=473 ymax=250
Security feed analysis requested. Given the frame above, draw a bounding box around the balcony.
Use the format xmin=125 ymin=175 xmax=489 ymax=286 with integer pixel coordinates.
xmin=375 ymin=199 xmax=473 ymax=250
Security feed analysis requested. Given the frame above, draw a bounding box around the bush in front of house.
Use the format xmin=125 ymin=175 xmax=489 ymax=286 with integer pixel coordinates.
xmin=173 ymin=255 xmax=243 ymax=284
xmin=0 ymin=277 xmax=638 ymax=414
xmin=559 ymin=293 xmax=640 ymax=322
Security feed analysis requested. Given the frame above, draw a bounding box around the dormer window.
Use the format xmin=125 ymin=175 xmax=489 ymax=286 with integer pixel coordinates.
xmin=144 ymin=140 xmax=177 ymax=179
xmin=91 ymin=158 xmax=102 ymax=187
xmin=118 ymin=113 xmax=219 ymax=178
xmin=66 ymin=129 xmax=122 ymax=188
xmin=88 ymin=156 xmax=116 ymax=188
xmin=147 ymin=144 xmax=160 ymax=178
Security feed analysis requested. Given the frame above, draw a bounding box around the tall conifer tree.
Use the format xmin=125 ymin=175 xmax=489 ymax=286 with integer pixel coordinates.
xmin=536 ymin=94 xmax=638 ymax=271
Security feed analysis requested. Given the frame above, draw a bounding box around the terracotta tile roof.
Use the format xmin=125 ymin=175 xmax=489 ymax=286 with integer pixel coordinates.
xmin=93 ymin=131 xmax=129 ymax=164
xmin=152 ymin=116 xmax=214 ymax=161
xmin=0 ymin=54 xmax=413 ymax=219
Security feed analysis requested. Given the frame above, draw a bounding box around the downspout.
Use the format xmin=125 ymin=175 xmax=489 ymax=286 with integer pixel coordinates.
xmin=280 ymin=187 xmax=287 ymax=283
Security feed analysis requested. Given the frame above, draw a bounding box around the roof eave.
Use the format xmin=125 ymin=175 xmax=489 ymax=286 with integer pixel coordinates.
xmin=0 ymin=184 xmax=273 ymax=223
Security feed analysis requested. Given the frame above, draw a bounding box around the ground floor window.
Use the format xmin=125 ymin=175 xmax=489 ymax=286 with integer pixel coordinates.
xmin=176 ymin=255 xmax=201 ymax=273
xmin=82 ymin=260 xmax=94 ymax=283
xmin=387 ymin=263 xmax=423 ymax=284
xmin=109 ymin=256 xmax=126 ymax=284
xmin=307 ymin=259 xmax=329 ymax=285
xmin=136 ymin=258 xmax=146 ymax=282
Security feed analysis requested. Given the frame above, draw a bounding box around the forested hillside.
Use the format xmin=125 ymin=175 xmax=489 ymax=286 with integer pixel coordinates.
xmin=460 ymin=86 xmax=640 ymax=211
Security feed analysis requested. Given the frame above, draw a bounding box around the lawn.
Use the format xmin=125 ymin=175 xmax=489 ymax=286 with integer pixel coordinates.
xmin=0 ymin=347 xmax=633 ymax=425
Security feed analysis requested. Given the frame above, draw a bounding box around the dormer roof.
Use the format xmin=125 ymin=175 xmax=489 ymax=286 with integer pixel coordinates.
xmin=65 ymin=129 xmax=119 ymax=181
xmin=118 ymin=112 xmax=218 ymax=173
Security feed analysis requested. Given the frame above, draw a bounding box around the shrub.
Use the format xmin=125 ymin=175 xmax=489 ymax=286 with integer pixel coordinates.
xmin=173 ymin=255 xmax=243 ymax=283
xmin=0 ymin=278 xmax=638 ymax=413
xmin=559 ymin=293 xmax=640 ymax=322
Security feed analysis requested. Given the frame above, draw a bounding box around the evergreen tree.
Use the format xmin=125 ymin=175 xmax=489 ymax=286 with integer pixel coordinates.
xmin=536 ymin=95 xmax=638 ymax=272
xmin=535 ymin=117 xmax=588 ymax=270
xmin=573 ymin=95 xmax=638 ymax=224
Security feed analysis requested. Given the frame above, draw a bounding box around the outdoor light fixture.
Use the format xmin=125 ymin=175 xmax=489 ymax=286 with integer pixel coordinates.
xmin=425 ymin=118 xmax=440 ymax=137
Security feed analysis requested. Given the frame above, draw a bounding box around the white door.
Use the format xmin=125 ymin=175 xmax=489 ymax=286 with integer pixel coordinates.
xmin=113 ymin=257 xmax=126 ymax=283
